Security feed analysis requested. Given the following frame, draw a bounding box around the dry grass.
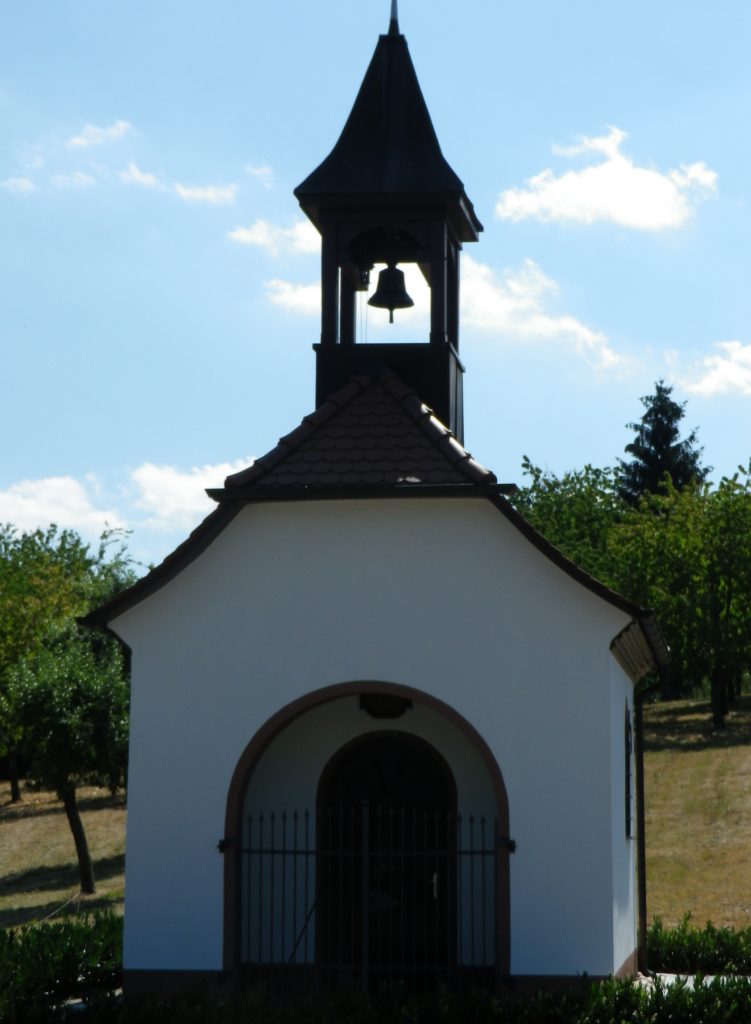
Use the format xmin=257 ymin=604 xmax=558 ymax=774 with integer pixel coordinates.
xmin=0 ymin=697 xmax=749 ymax=931
xmin=0 ymin=781 xmax=125 ymax=928
xmin=644 ymin=694 xmax=751 ymax=929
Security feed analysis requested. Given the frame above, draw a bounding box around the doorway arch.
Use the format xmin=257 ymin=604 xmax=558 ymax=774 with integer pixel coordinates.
xmin=223 ymin=681 xmax=511 ymax=981
xmin=318 ymin=730 xmax=457 ymax=812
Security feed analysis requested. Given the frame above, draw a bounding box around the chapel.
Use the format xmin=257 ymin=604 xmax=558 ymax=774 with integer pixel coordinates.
xmin=86 ymin=3 xmax=668 ymax=996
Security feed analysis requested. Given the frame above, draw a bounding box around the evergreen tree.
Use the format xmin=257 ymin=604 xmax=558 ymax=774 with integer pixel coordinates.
xmin=618 ymin=380 xmax=708 ymax=505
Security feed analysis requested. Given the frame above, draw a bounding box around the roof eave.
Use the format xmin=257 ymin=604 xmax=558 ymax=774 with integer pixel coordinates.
xmin=485 ymin=490 xmax=671 ymax=679
xmin=80 ymin=503 xmax=243 ymax=630
xmin=208 ymin=482 xmax=514 ymax=503
xmin=295 ymin=190 xmax=483 ymax=244
xmin=611 ymin=615 xmax=669 ymax=685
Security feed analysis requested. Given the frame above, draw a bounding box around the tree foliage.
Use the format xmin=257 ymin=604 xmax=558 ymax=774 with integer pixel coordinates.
xmin=618 ymin=380 xmax=709 ymax=505
xmin=13 ymin=631 xmax=129 ymax=892
xmin=512 ymin=457 xmax=622 ymax=583
xmin=0 ymin=524 xmax=136 ymax=889
xmin=512 ymin=458 xmax=751 ymax=727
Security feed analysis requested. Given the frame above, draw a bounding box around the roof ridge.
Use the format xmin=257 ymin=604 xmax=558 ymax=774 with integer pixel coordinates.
xmin=378 ymin=371 xmax=497 ymax=486
xmin=220 ymin=366 xmax=494 ymax=494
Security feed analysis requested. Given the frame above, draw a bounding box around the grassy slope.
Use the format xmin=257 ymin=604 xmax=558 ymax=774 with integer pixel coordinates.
xmin=0 ymin=696 xmax=749 ymax=929
xmin=644 ymin=694 xmax=751 ymax=929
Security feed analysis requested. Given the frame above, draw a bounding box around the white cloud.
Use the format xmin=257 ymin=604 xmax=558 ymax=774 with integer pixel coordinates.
xmin=461 ymin=255 xmax=623 ymax=370
xmin=683 ymin=341 xmax=751 ymax=396
xmin=119 ymin=162 xmax=165 ymax=189
xmin=174 ymin=182 xmax=237 ymax=205
xmin=0 ymin=476 xmax=125 ymax=540
xmin=67 ymin=119 xmax=133 ymax=148
xmin=245 ymin=163 xmax=274 ymax=188
xmin=496 ymin=127 xmax=717 ymax=230
xmin=265 ymin=279 xmax=321 ymax=315
xmin=51 ymin=170 xmax=96 ymax=189
xmin=228 ymin=218 xmax=319 ymax=256
xmin=130 ymin=458 xmax=251 ymax=532
xmin=1 ymin=176 xmax=35 ymax=194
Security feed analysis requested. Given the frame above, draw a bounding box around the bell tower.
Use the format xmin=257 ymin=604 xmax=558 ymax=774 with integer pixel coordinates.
xmin=294 ymin=2 xmax=482 ymax=442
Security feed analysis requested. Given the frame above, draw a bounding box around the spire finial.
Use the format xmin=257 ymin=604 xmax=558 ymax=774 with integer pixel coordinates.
xmin=388 ymin=0 xmax=399 ymax=35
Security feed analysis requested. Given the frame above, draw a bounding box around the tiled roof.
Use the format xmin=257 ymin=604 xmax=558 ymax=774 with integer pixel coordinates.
xmin=216 ymin=366 xmax=496 ymax=494
xmin=82 ymin=365 xmax=669 ymax=680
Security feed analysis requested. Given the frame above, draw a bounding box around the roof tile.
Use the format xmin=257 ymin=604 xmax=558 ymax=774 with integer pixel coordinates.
xmin=221 ymin=366 xmax=496 ymax=494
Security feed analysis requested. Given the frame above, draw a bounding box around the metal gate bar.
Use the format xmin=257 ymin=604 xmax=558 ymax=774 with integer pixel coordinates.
xmin=241 ymin=806 xmax=498 ymax=994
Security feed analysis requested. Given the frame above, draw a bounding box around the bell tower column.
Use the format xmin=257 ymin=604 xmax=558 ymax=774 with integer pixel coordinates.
xmin=320 ymin=223 xmax=339 ymax=347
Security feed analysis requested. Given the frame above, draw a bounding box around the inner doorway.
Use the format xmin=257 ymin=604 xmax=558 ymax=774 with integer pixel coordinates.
xmin=316 ymin=731 xmax=457 ymax=986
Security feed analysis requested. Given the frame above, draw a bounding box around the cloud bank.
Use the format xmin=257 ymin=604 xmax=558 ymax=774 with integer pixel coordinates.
xmin=130 ymin=459 xmax=251 ymax=531
xmin=0 ymin=458 xmax=253 ymax=555
xmin=0 ymin=477 xmax=125 ymax=539
xmin=228 ymin=218 xmax=319 ymax=256
xmin=496 ymin=127 xmax=717 ymax=230
xmin=245 ymin=163 xmax=274 ymax=189
xmin=461 ymin=255 xmax=622 ymax=369
xmin=174 ymin=182 xmax=237 ymax=205
xmin=67 ymin=120 xmax=133 ymax=148
xmin=683 ymin=341 xmax=751 ymax=396
xmin=1 ymin=176 xmax=36 ymax=194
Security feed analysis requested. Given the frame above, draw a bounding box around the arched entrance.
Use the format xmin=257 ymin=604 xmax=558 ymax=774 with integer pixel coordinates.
xmin=316 ymin=732 xmax=457 ymax=986
xmin=223 ymin=682 xmax=512 ymax=989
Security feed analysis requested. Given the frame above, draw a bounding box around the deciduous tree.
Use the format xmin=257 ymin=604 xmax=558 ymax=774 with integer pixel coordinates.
xmin=511 ymin=457 xmax=623 ymax=583
xmin=0 ymin=526 xmax=93 ymax=800
xmin=0 ymin=524 xmax=135 ymax=885
xmin=12 ymin=630 xmax=129 ymax=893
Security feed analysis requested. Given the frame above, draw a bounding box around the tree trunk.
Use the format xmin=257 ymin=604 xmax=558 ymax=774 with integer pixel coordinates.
xmin=8 ymin=748 xmax=22 ymax=802
xmin=710 ymin=669 xmax=728 ymax=729
xmin=58 ymin=783 xmax=96 ymax=894
xmin=727 ymin=674 xmax=737 ymax=707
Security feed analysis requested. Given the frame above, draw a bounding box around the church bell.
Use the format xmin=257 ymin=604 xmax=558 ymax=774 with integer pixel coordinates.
xmin=367 ymin=262 xmax=414 ymax=323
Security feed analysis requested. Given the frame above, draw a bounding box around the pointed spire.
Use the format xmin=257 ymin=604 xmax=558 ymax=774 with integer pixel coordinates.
xmin=296 ymin=25 xmax=468 ymax=202
xmin=389 ymin=0 xmax=399 ymax=36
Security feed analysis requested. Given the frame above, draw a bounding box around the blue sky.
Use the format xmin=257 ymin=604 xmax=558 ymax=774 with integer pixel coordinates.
xmin=2 ymin=1 xmax=750 ymax=568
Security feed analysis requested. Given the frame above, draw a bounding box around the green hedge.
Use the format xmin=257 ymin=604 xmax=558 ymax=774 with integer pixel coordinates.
xmin=66 ymin=977 xmax=751 ymax=1024
xmin=0 ymin=911 xmax=121 ymax=1023
xmin=648 ymin=915 xmax=751 ymax=975
xmin=3 ymin=913 xmax=751 ymax=1023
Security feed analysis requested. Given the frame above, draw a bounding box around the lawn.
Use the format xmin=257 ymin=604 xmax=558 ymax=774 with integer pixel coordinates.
xmin=1 ymin=695 xmax=750 ymax=930
xmin=0 ymin=783 xmax=125 ymax=928
xmin=643 ymin=693 xmax=751 ymax=929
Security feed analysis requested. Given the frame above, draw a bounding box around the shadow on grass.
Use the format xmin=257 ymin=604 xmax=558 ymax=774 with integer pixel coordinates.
xmin=644 ymin=695 xmax=751 ymax=752
xmin=0 ymin=891 xmax=124 ymax=929
xmin=0 ymin=853 xmax=124 ymax=898
xmin=0 ymin=792 xmax=125 ymax=820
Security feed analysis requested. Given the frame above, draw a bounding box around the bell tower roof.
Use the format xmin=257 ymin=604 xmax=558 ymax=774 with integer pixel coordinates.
xmin=295 ymin=13 xmax=481 ymax=241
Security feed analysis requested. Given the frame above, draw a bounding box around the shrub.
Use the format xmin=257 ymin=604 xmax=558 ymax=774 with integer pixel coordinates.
xmin=0 ymin=911 xmax=121 ymax=1022
xmin=648 ymin=915 xmax=751 ymax=974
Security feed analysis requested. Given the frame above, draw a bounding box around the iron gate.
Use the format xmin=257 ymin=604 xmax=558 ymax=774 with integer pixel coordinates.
xmin=241 ymin=803 xmax=499 ymax=992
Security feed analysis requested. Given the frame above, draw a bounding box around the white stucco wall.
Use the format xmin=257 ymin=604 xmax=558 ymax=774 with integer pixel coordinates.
xmin=112 ymin=497 xmax=635 ymax=976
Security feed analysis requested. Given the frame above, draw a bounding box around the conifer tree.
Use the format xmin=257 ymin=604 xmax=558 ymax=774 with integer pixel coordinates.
xmin=618 ymin=380 xmax=708 ymax=505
